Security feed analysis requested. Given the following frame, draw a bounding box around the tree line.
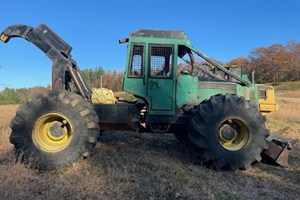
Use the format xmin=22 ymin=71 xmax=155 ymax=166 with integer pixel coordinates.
xmin=0 ymin=87 xmax=49 ymax=105
xmin=0 ymin=67 xmax=123 ymax=105
xmin=228 ymin=40 xmax=300 ymax=83
xmin=80 ymin=67 xmax=123 ymax=91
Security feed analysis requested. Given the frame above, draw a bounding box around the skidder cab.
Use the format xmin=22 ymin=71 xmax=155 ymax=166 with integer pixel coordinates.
xmin=1 ymin=24 xmax=296 ymax=171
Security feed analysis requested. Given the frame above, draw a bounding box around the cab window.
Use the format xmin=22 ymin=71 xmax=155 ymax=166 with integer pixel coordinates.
xmin=150 ymin=45 xmax=173 ymax=77
xmin=129 ymin=43 xmax=144 ymax=77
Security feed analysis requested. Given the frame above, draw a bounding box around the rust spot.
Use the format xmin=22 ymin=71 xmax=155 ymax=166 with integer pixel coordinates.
xmin=0 ymin=34 xmax=8 ymax=42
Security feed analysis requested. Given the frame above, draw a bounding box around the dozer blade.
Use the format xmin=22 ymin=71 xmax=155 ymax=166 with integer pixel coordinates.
xmin=261 ymin=127 xmax=298 ymax=168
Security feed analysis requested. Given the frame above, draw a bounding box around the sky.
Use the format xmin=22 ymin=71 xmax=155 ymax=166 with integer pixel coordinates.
xmin=0 ymin=0 xmax=299 ymax=91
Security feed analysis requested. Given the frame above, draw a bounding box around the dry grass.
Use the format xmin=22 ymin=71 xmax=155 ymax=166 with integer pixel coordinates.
xmin=0 ymin=86 xmax=300 ymax=199
xmin=0 ymin=105 xmax=18 ymax=153
xmin=265 ymin=90 xmax=300 ymax=139
xmin=272 ymin=81 xmax=300 ymax=91
xmin=277 ymin=90 xmax=300 ymax=98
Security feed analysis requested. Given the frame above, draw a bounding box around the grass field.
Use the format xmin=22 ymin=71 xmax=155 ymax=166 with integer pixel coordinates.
xmin=0 ymin=82 xmax=299 ymax=199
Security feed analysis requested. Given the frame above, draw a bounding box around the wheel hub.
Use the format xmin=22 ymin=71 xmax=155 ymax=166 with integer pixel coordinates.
xmin=32 ymin=113 xmax=73 ymax=153
xmin=219 ymin=125 xmax=237 ymax=142
xmin=217 ymin=119 xmax=250 ymax=151
xmin=47 ymin=122 xmax=67 ymax=141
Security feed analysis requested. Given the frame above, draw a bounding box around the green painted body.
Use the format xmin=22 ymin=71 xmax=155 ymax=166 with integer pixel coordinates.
xmin=122 ymin=30 xmax=259 ymax=116
xmin=176 ymin=75 xmax=258 ymax=108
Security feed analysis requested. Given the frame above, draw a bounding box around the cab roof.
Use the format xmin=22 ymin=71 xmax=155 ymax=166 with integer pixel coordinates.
xmin=130 ymin=29 xmax=188 ymax=40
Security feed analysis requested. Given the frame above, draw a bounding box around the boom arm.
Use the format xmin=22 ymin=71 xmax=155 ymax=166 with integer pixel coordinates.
xmin=192 ymin=48 xmax=251 ymax=86
xmin=0 ymin=24 xmax=90 ymax=99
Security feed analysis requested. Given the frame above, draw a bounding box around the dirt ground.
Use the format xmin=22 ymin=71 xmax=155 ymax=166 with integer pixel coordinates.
xmin=0 ymin=82 xmax=299 ymax=200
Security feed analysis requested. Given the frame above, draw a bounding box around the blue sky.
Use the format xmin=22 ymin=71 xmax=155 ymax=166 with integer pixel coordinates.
xmin=0 ymin=0 xmax=299 ymax=91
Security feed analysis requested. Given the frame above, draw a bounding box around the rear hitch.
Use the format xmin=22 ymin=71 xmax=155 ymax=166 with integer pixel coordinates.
xmin=261 ymin=127 xmax=298 ymax=168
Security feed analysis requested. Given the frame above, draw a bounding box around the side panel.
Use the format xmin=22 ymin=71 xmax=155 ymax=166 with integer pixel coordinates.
xmin=198 ymin=81 xmax=259 ymax=106
xmin=147 ymin=78 xmax=173 ymax=110
xmin=176 ymin=76 xmax=237 ymax=108
xmin=93 ymin=103 xmax=141 ymax=131
xmin=236 ymin=84 xmax=259 ymax=106
xmin=198 ymin=81 xmax=237 ymax=102
xmin=176 ymin=75 xmax=200 ymax=109
xmin=176 ymin=76 xmax=259 ymax=109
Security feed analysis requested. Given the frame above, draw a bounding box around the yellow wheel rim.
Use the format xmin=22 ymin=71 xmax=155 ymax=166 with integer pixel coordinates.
xmin=32 ymin=113 xmax=73 ymax=153
xmin=217 ymin=119 xmax=249 ymax=151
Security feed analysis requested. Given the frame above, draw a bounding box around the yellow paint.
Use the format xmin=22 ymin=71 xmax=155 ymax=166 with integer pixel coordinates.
xmin=258 ymin=84 xmax=279 ymax=115
xmin=32 ymin=113 xmax=73 ymax=153
xmin=91 ymin=88 xmax=117 ymax=104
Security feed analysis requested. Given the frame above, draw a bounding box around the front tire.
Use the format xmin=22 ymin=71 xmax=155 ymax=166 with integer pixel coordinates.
xmin=188 ymin=94 xmax=269 ymax=170
xmin=10 ymin=90 xmax=99 ymax=170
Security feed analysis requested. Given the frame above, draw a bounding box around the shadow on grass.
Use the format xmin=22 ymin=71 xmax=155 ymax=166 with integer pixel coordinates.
xmin=98 ymin=130 xmax=200 ymax=164
xmin=87 ymin=131 xmax=216 ymax=199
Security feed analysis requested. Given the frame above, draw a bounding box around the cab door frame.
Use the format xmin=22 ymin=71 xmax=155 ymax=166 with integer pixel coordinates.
xmin=147 ymin=44 xmax=176 ymax=115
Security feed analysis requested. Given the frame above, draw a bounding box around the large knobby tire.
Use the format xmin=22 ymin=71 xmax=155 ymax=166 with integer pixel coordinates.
xmin=188 ymin=94 xmax=269 ymax=171
xmin=173 ymin=126 xmax=190 ymax=145
xmin=10 ymin=90 xmax=99 ymax=170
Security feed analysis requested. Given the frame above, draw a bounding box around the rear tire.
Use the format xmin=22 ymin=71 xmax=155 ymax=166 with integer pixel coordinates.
xmin=188 ymin=94 xmax=268 ymax=170
xmin=10 ymin=90 xmax=99 ymax=170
